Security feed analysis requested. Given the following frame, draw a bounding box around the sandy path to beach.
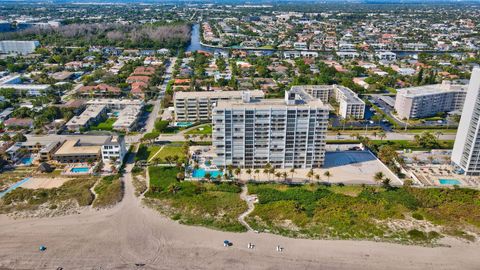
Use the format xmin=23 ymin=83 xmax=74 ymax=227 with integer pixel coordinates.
xmin=1 ymin=156 xmax=479 ymax=269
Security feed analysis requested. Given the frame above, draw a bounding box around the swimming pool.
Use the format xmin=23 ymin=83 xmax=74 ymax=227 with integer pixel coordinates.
xmin=439 ymin=179 xmax=461 ymax=185
xmin=192 ymin=168 xmax=222 ymax=179
xmin=70 ymin=167 xmax=90 ymax=173
xmin=176 ymin=122 xmax=194 ymax=127
xmin=20 ymin=157 xmax=33 ymax=165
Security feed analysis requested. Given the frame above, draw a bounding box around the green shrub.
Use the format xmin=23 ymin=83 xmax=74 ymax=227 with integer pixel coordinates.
xmin=412 ymin=212 xmax=424 ymax=220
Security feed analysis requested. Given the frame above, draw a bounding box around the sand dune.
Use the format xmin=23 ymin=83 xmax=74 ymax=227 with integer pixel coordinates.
xmin=0 ymin=162 xmax=479 ymax=270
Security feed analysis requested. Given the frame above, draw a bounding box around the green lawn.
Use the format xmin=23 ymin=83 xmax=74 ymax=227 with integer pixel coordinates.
xmin=145 ymin=166 xmax=247 ymax=232
xmin=147 ymin=145 xmax=163 ymax=161
xmin=246 ymin=183 xmax=480 ymax=244
xmin=156 ymin=145 xmax=185 ymax=160
xmin=90 ymin=118 xmax=116 ymax=131
xmin=370 ymin=140 xmax=454 ymax=151
xmin=135 ymin=144 xmax=161 ymax=161
xmin=186 ymin=124 xmax=212 ymax=135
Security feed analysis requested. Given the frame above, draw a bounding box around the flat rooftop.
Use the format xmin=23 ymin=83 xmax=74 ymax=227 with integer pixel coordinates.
xmin=66 ymin=105 xmax=105 ymax=126
xmin=397 ymin=82 xmax=467 ymax=98
xmin=174 ymin=90 xmax=264 ymax=99
xmin=215 ymin=95 xmax=330 ymax=110
xmin=86 ymin=98 xmax=144 ymax=106
xmin=335 ymin=85 xmax=364 ymax=104
xmin=24 ymin=134 xmax=111 ymax=147
xmin=55 ymin=140 xmax=101 ymax=156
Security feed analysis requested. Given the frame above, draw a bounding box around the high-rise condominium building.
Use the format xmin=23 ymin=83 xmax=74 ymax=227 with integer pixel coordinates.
xmin=394 ymin=81 xmax=467 ymax=120
xmin=174 ymin=90 xmax=264 ymax=122
xmin=212 ymin=89 xmax=330 ymax=169
xmin=452 ymin=68 xmax=480 ymax=175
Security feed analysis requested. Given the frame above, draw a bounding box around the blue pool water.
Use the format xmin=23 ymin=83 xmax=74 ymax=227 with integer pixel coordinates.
xmin=176 ymin=122 xmax=194 ymax=127
xmin=20 ymin=157 xmax=33 ymax=165
xmin=192 ymin=169 xmax=222 ymax=179
xmin=70 ymin=167 xmax=90 ymax=173
xmin=0 ymin=178 xmax=30 ymax=198
xmin=113 ymin=111 xmax=120 ymax=117
xmin=439 ymin=179 xmax=461 ymax=185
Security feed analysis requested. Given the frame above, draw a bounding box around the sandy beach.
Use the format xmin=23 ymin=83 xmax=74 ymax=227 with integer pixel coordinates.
xmin=20 ymin=177 xmax=71 ymax=189
xmin=1 ymin=162 xmax=479 ymax=269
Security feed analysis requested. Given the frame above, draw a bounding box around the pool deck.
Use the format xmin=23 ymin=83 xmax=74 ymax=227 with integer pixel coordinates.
xmin=62 ymin=164 xmax=95 ymax=176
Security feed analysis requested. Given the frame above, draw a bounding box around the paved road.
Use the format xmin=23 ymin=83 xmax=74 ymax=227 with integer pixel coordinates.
xmin=126 ymin=57 xmax=177 ymax=144
xmin=328 ymin=132 xmax=456 ymax=141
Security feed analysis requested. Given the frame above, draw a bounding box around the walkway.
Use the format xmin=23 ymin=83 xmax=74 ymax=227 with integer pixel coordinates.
xmin=238 ymin=185 xmax=256 ymax=232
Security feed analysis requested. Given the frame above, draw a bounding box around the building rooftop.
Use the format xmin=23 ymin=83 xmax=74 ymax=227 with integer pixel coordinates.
xmin=86 ymin=98 xmax=144 ymax=107
xmin=24 ymin=134 xmax=111 ymax=147
xmin=113 ymin=105 xmax=142 ymax=129
xmin=397 ymin=81 xmax=468 ymax=98
xmin=54 ymin=139 xmax=101 ymax=156
xmin=174 ymin=90 xmax=264 ymax=99
xmin=66 ymin=105 xmax=105 ymax=127
xmin=334 ymin=85 xmax=365 ymax=104
xmin=215 ymin=89 xmax=329 ymax=110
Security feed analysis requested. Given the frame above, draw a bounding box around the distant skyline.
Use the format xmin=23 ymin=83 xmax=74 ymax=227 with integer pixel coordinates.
xmin=2 ymin=0 xmax=480 ymax=3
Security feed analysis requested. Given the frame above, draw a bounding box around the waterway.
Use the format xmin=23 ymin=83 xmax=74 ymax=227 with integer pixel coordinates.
xmin=186 ymin=23 xmax=460 ymax=57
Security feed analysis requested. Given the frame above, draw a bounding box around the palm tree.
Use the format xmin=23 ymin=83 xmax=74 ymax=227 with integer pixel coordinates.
xmin=315 ymin=174 xmax=320 ymax=182
xmin=234 ymin=167 xmax=241 ymax=180
xmin=246 ymin=168 xmax=252 ymax=180
xmin=324 ymin=171 xmax=331 ymax=182
xmin=306 ymin=169 xmax=314 ymax=182
xmin=282 ymin=172 xmax=288 ymax=182
xmin=176 ymin=172 xmax=185 ymax=181
xmin=290 ymin=168 xmax=295 ymax=180
xmin=382 ymin=178 xmax=391 ymax=188
xmin=435 ymin=131 xmax=443 ymax=140
xmin=270 ymin=167 xmax=276 ymax=179
xmin=378 ymin=131 xmax=386 ymax=141
xmin=374 ymin=171 xmax=384 ymax=184
xmin=263 ymin=163 xmax=272 ymax=180
xmin=254 ymin=169 xmax=260 ymax=180
xmin=227 ymin=165 xmax=234 ymax=177
xmin=275 ymin=172 xmax=281 ymax=181
xmin=205 ymin=172 xmax=211 ymax=181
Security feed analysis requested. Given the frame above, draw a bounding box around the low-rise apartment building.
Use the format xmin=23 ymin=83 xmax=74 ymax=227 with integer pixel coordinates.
xmin=212 ymin=89 xmax=330 ymax=169
xmin=86 ymin=99 xmax=144 ymax=110
xmin=394 ymin=81 xmax=467 ymax=119
xmin=53 ymin=139 xmax=102 ymax=163
xmin=112 ymin=105 xmax=143 ymax=132
xmin=174 ymin=90 xmax=264 ymax=122
xmin=292 ymin=85 xmax=365 ymax=119
xmin=65 ymin=105 xmax=107 ymax=131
